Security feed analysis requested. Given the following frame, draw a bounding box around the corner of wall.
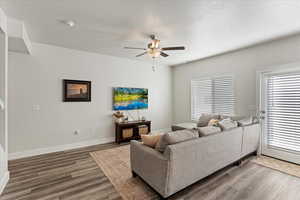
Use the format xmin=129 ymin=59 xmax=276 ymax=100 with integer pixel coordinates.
xmin=170 ymin=66 xmax=175 ymax=124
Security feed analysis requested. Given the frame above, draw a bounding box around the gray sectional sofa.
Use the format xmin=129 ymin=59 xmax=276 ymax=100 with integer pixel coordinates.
xmin=130 ymin=123 xmax=260 ymax=198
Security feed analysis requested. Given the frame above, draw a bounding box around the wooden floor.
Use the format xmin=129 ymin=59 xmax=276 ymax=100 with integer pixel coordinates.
xmin=1 ymin=143 xmax=300 ymax=200
xmin=0 ymin=143 xmax=122 ymax=200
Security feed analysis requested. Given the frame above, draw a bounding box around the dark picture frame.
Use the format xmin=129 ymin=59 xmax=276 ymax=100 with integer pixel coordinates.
xmin=63 ymin=79 xmax=91 ymax=102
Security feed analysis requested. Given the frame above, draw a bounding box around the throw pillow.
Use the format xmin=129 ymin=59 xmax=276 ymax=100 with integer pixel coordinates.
xmin=197 ymin=113 xmax=220 ymax=127
xmin=220 ymin=115 xmax=245 ymax=121
xmin=218 ymin=118 xmax=238 ymax=131
xmin=208 ymin=119 xmax=219 ymax=126
xmin=141 ymin=134 xmax=162 ymax=148
xmin=237 ymin=116 xmax=254 ymax=126
xmin=155 ymin=129 xmax=199 ymax=152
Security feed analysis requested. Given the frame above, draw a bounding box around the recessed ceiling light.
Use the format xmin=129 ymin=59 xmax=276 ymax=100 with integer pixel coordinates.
xmin=59 ymin=20 xmax=76 ymax=27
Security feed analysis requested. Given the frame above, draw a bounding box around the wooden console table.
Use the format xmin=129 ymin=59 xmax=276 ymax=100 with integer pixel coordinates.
xmin=115 ymin=120 xmax=151 ymax=144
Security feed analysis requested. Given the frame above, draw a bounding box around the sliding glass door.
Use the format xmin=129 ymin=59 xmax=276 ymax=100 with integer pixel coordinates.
xmin=261 ymin=70 xmax=300 ymax=164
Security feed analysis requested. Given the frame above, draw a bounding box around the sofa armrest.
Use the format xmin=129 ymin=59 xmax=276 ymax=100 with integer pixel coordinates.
xmin=130 ymin=140 xmax=170 ymax=197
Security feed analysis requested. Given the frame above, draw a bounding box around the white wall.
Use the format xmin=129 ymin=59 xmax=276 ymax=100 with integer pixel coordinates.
xmin=8 ymin=43 xmax=172 ymax=155
xmin=173 ymin=33 xmax=300 ymax=123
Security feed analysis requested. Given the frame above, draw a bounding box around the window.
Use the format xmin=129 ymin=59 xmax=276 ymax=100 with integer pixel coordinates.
xmin=191 ymin=75 xmax=235 ymax=120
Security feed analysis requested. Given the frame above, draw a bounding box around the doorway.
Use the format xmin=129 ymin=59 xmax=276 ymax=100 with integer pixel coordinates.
xmin=260 ymin=69 xmax=300 ymax=164
xmin=0 ymin=31 xmax=5 ymax=154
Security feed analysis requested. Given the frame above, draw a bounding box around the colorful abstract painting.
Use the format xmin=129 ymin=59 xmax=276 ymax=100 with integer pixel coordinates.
xmin=113 ymin=87 xmax=148 ymax=110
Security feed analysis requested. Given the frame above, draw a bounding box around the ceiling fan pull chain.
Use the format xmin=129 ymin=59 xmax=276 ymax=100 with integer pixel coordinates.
xmin=152 ymin=58 xmax=155 ymax=72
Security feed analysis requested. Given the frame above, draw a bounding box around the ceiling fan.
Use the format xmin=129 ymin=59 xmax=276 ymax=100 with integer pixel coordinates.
xmin=124 ymin=34 xmax=185 ymax=58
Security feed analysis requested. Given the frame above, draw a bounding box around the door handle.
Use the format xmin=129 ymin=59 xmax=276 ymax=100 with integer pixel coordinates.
xmin=259 ymin=110 xmax=265 ymax=120
xmin=0 ymin=98 xmax=4 ymax=111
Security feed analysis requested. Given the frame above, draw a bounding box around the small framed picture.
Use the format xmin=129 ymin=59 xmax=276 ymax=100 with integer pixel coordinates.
xmin=63 ymin=79 xmax=91 ymax=102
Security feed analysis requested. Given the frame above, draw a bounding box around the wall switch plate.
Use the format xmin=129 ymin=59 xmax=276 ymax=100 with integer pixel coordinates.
xmin=32 ymin=105 xmax=40 ymax=111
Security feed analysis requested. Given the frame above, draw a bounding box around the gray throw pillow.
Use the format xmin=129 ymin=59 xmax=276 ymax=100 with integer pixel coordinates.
xmin=155 ymin=129 xmax=199 ymax=152
xmin=197 ymin=113 xmax=220 ymax=127
xmin=218 ymin=118 xmax=238 ymax=131
xmin=220 ymin=115 xmax=245 ymax=121
xmin=197 ymin=126 xmax=222 ymax=137
xmin=238 ymin=116 xmax=254 ymax=126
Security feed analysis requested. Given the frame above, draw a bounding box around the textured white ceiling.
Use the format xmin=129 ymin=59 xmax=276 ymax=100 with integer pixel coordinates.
xmin=1 ymin=0 xmax=300 ymax=65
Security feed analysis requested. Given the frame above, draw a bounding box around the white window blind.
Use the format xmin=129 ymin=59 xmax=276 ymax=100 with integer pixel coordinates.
xmin=267 ymin=73 xmax=300 ymax=152
xmin=214 ymin=76 xmax=235 ymax=115
xmin=191 ymin=75 xmax=234 ymax=120
xmin=191 ymin=79 xmax=213 ymax=120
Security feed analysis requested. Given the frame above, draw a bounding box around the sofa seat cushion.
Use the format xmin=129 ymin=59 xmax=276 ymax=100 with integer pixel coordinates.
xmin=197 ymin=113 xmax=220 ymax=127
xmin=155 ymin=129 xmax=199 ymax=152
xmin=197 ymin=126 xmax=222 ymax=137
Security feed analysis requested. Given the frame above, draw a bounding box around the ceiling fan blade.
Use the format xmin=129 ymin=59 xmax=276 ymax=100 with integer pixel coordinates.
xmin=160 ymin=52 xmax=169 ymax=57
xmin=136 ymin=52 xmax=147 ymax=57
xmin=161 ymin=46 xmax=185 ymax=51
xmin=124 ymin=47 xmax=147 ymax=50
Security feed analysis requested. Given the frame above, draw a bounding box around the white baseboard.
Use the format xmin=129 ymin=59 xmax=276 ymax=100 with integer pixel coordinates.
xmin=8 ymin=137 xmax=115 ymax=160
xmin=0 ymin=171 xmax=9 ymax=195
xmin=8 ymin=128 xmax=171 ymax=160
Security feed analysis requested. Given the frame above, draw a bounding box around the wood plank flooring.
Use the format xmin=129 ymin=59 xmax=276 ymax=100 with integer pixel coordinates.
xmin=0 ymin=143 xmax=122 ymax=200
xmin=1 ymin=143 xmax=300 ymax=200
xmin=169 ymin=160 xmax=300 ymax=200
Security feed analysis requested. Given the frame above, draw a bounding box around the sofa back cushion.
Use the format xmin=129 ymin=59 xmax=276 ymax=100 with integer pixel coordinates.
xmin=197 ymin=113 xmax=220 ymax=127
xmin=197 ymin=126 xmax=222 ymax=137
xmin=155 ymin=129 xmax=199 ymax=152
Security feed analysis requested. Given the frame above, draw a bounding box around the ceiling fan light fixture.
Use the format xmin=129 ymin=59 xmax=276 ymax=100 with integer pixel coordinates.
xmin=150 ymin=39 xmax=160 ymax=49
xmin=154 ymin=39 xmax=160 ymax=48
xmin=124 ymin=35 xmax=185 ymax=59
xmin=147 ymin=48 xmax=161 ymax=58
